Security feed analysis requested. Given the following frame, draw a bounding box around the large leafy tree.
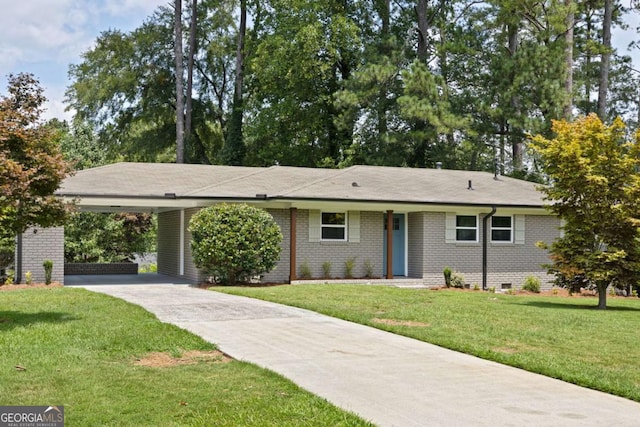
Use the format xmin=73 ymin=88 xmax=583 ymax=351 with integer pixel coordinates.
xmin=66 ymin=3 xmax=231 ymax=164
xmin=0 ymin=73 xmax=71 ymax=236
xmin=245 ymin=0 xmax=360 ymax=167
xmin=531 ymin=114 xmax=640 ymax=309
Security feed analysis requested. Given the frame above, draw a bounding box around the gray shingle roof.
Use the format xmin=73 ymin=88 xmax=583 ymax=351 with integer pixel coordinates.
xmin=57 ymin=162 xmax=544 ymax=208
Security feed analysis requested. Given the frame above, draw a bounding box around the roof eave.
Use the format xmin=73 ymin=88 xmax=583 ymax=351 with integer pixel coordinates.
xmin=59 ymin=193 xmax=548 ymax=215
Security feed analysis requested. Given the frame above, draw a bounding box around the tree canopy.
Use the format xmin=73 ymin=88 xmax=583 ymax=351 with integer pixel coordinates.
xmin=65 ymin=1 xmax=640 ymax=174
xmin=0 ymin=73 xmax=71 ymax=236
xmin=530 ymin=114 xmax=640 ymax=309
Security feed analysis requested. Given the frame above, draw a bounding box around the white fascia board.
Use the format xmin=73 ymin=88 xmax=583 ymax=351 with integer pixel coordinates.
xmin=62 ymin=195 xmax=550 ymax=217
xmin=62 ymin=196 xmax=199 ymax=209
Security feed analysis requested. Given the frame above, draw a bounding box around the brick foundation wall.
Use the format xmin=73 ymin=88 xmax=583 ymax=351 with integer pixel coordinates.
xmin=64 ymin=263 xmax=138 ymax=275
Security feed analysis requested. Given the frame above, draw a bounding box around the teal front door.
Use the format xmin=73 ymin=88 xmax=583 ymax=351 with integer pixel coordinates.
xmin=383 ymin=213 xmax=406 ymax=276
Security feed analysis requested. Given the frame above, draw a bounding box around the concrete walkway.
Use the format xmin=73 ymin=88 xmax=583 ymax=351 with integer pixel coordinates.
xmin=76 ymin=283 xmax=640 ymax=427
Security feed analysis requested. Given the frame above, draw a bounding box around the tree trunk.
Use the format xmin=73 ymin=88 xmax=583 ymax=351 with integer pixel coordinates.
xmin=378 ymin=0 xmax=390 ymax=37
xmin=508 ymin=16 xmax=524 ymax=174
xmin=597 ymin=283 xmax=608 ymax=309
xmin=597 ymin=0 xmax=613 ymax=120
xmin=174 ymin=0 xmax=185 ymax=163
xmin=585 ymin=14 xmax=592 ymax=114
xmin=416 ymin=0 xmax=429 ymax=61
xmin=185 ymin=0 xmax=197 ymax=144
xmin=508 ymin=22 xmax=523 ymax=171
xmin=234 ymin=0 xmax=246 ymax=109
xmin=376 ymin=0 xmax=390 ymax=145
xmin=499 ymin=121 xmax=506 ymax=175
xmin=221 ymin=0 xmax=246 ymax=165
xmin=563 ymin=0 xmax=574 ymax=120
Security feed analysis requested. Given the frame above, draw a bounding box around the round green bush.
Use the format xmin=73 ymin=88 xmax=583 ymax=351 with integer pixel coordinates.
xmin=189 ymin=203 xmax=282 ymax=285
xmin=522 ymin=275 xmax=541 ymax=293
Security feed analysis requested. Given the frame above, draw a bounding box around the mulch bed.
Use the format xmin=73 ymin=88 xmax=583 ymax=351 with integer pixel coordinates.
xmin=0 ymin=283 xmax=63 ymax=292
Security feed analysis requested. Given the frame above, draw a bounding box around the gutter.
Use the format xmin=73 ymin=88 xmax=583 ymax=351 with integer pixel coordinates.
xmin=482 ymin=206 xmax=497 ymax=291
xmin=55 ymin=193 xmax=544 ymax=210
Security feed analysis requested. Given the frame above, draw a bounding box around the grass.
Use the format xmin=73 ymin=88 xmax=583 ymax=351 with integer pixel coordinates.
xmin=0 ymin=287 xmax=371 ymax=426
xmin=214 ymin=284 xmax=640 ymax=402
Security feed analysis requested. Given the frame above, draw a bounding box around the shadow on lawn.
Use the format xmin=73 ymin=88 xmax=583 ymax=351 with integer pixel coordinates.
xmin=0 ymin=311 xmax=77 ymax=331
xmin=516 ymin=301 xmax=640 ymax=312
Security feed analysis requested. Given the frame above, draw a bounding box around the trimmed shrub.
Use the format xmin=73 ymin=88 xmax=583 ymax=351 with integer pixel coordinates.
xmin=299 ymin=261 xmax=312 ymax=279
xmin=322 ymin=261 xmax=332 ymax=278
xmin=4 ymin=269 xmax=14 ymax=285
xmin=522 ymin=275 xmax=541 ymax=293
xmin=189 ymin=204 xmax=282 ymax=285
xmin=363 ymin=259 xmax=374 ymax=278
xmin=344 ymin=257 xmax=356 ymax=279
xmin=43 ymin=260 xmax=53 ymax=285
xmin=443 ymin=266 xmax=452 ymax=287
xmin=450 ymin=271 xmax=465 ymax=288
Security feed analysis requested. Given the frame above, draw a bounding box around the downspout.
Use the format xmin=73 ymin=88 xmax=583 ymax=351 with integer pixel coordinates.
xmin=289 ymin=208 xmax=297 ymax=283
xmin=15 ymin=233 xmax=22 ymax=284
xmin=482 ymin=206 xmax=497 ymax=291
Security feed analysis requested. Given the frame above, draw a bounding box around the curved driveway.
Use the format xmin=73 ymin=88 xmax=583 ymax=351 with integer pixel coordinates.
xmin=78 ymin=283 xmax=640 ymax=427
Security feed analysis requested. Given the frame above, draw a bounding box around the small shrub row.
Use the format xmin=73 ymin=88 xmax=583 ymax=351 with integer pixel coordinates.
xmin=443 ymin=267 xmax=465 ymax=288
xmin=299 ymin=258 xmax=376 ymax=280
xmin=2 ymin=261 xmax=54 ymax=286
xmin=443 ymin=268 xmax=542 ymax=294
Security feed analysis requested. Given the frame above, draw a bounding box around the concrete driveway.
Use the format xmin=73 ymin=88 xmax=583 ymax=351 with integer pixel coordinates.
xmin=75 ymin=283 xmax=640 ymax=427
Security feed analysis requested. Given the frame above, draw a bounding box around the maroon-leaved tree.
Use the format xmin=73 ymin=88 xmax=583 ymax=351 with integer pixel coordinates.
xmin=0 ymin=73 xmax=72 ymax=236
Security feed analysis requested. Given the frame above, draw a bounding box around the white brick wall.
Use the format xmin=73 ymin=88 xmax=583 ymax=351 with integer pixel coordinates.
xmin=418 ymin=212 xmax=560 ymax=289
xmin=262 ymin=209 xmax=290 ymax=283
xmin=295 ymin=210 xmax=383 ymax=279
xmin=157 ymin=206 xmax=561 ymax=289
xmin=16 ymin=227 xmax=64 ymax=284
xmin=157 ymin=210 xmax=181 ymax=278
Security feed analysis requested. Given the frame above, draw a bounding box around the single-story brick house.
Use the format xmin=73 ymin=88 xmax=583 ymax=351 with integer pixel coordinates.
xmin=21 ymin=162 xmax=560 ymax=288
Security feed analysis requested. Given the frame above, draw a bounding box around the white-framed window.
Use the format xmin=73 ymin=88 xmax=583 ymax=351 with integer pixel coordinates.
xmin=321 ymin=212 xmax=347 ymax=241
xmin=456 ymin=215 xmax=478 ymax=242
xmin=491 ymin=215 xmax=513 ymax=242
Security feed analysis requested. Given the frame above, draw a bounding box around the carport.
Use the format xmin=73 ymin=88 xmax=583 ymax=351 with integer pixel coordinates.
xmin=15 ymin=163 xmax=231 ymax=285
xmin=19 ymin=162 xmax=281 ymax=286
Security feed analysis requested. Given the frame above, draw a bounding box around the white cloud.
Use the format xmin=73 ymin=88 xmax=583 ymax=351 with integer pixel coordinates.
xmin=0 ymin=0 xmax=166 ymax=120
xmin=101 ymin=0 xmax=170 ymax=17
xmin=0 ymin=1 xmax=92 ymax=67
xmin=42 ymin=85 xmax=74 ymax=123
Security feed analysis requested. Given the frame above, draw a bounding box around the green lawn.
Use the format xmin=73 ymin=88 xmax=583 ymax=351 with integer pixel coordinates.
xmin=0 ymin=287 xmax=371 ymax=426
xmin=215 ymin=284 xmax=640 ymax=402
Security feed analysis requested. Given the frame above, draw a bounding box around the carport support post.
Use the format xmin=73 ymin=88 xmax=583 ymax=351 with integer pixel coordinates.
xmin=289 ymin=208 xmax=297 ymax=282
xmin=386 ymin=210 xmax=393 ymax=280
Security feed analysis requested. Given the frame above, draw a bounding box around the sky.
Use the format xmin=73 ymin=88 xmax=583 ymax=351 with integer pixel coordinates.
xmin=1 ymin=1 xmax=639 ymax=123
xmin=0 ymin=0 xmax=168 ymax=121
